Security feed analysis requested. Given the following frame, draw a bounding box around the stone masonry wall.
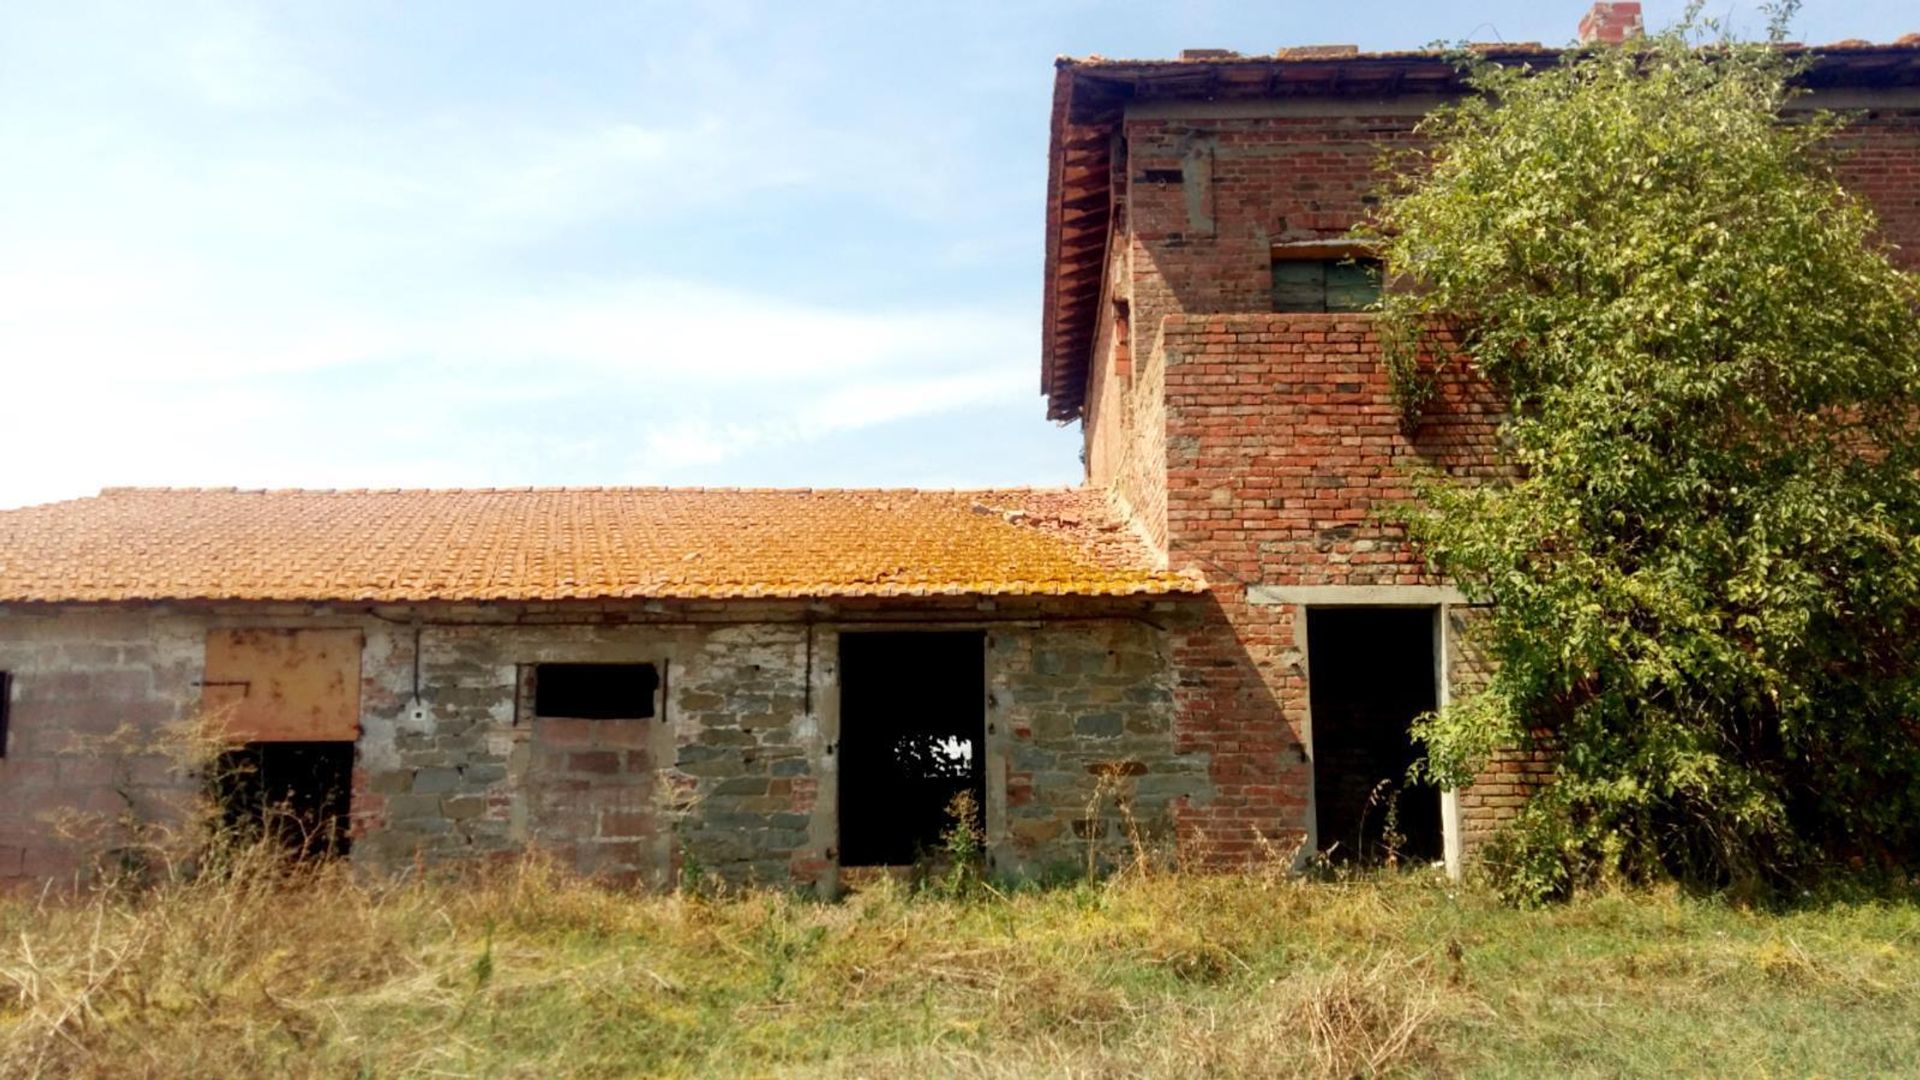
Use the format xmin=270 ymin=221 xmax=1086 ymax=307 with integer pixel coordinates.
xmin=991 ymin=618 xmax=1208 ymax=876
xmin=0 ymin=599 xmax=1205 ymax=889
xmin=666 ymin=624 xmax=820 ymax=887
xmin=350 ymin=616 xmax=839 ymax=889
xmin=0 ymin=608 xmax=203 ymax=887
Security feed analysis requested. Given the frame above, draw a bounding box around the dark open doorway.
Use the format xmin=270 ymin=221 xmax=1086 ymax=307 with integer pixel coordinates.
xmin=837 ymin=631 xmax=986 ymax=867
xmin=1308 ymin=608 xmax=1442 ymax=864
xmin=211 ymin=741 xmax=355 ymax=859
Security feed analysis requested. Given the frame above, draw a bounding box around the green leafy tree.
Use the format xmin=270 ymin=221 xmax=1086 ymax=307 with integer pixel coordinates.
xmin=1372 ymin=6 xmax=1920 ymax=900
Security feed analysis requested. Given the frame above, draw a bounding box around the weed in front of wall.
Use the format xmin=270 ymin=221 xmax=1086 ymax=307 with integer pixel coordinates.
xmin=925 ymin=790 xmax=986 ymax=900
xmin=1356 ymin=778 xmax=1406 ymax=871
xmin=1080 ymin=765 xmax=1161 ymax=883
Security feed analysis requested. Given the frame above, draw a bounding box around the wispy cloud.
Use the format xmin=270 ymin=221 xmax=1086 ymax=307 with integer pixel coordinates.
xmin=172 ymin=2 xmax=338 ymax=112
xmin=0 ymin=265 xmax=1039 ymax=506
xmin=0 ymin=2 xmax=1086 ymax=509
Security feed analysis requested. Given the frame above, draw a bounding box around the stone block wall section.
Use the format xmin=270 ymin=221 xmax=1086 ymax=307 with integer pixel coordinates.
xmin=0 ymin=598 xmax=1209 ymax=890
xmin=992 ymin=620 xmax=1209 ymax=875
xmin=0 ymin=609 xmax=204 ymax=883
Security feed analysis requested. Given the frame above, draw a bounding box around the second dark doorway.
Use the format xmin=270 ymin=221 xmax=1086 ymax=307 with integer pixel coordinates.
xmin=1308 ymin=608 xmax=1442 ymax=864
xmin=837 ymin=631 xmax=986 ymax=867
xmin=211 ymin=740 xmax=355 ymax=859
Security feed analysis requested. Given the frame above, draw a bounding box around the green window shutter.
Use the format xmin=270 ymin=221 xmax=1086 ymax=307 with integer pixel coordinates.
xmin=1324 ymin=260 xmax=1381 ymax=312
xmin=1271 ymin=259 xmax=1329 ymax=313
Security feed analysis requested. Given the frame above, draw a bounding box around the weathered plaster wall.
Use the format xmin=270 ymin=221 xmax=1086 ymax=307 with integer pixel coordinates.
xmin=1084 ymin=240 xmax=1171 ymax=560
xmin=0 ymin=599 xmax=1208 ymax=889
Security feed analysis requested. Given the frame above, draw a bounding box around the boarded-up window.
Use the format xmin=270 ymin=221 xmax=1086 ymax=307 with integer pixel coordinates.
xmin=1272 ymin=258 xmax=1380 ymax=313
xmin=202 ymin=629 xmax=363 ymax=743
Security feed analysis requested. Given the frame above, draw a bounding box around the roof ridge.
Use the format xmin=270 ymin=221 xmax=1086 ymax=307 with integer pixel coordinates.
xmin=94 ymin=484 xmax=1091 ymax=498
xmin=1056 ymin=38 xmax=1920 ymax=68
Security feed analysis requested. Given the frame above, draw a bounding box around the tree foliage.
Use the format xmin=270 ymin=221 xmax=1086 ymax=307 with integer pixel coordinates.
xmin=1372 ymin=9 xmax=1920 ymax=899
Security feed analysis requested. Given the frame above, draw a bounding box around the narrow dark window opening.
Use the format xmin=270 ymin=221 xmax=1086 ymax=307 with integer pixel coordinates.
xmin=1308 ymin=608 xmax=1443 ymax=865
xmin=838 ymin=631 xmax=986 ymax=867
xmin=533 ymin=663 xmax=659 ymax=720
xmin=1110 ymin=298 xmax=1133 ymax=381
xmin=1272 ymin=257 xmax=1381 ymax=313
xmin=211 ymin=741 xmax=354 ymax=860
xmin=0 ymin=671 xmax=10 ymax=758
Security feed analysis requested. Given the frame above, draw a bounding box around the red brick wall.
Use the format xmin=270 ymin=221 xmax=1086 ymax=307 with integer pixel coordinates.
xmin=1088 ymin=95 xmax=1920 ymax=861
xmin=1831 ymin=106 xmax=1920 ymax=272
xmin=1152 ymin=313 xmax=1502 ymax=858
xmin=1116 ymin=102 xmax=1920 ymax=363
xmin=1121 ymin=110 xmax=1427 ymax=371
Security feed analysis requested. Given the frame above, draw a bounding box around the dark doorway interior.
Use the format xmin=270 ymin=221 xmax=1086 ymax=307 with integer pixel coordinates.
xmin=212 ymin=741 xmax=355 ymax=859
xmin=1308 ymin=608 xmax=1442 ymax=864
xmin=838 ymin=631 xmax=986 ymax=866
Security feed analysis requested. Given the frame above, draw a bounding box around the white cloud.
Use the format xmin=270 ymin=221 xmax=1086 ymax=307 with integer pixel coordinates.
xmin=0 ymin=261 xmax=1037 ymax=507
xmin=174 ymin=3 xmax=337 ymax=112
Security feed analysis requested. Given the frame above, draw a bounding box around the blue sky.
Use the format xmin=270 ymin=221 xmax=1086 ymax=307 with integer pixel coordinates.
xmin=2 ymin=1 xmax=1911 ymax=508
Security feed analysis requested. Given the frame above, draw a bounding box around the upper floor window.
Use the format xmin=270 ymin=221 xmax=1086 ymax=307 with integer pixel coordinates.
xmin=1271 ymin=255 xmax=1381 ymax=314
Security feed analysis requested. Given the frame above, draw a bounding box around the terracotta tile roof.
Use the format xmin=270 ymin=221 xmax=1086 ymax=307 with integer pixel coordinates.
xmin=0 ymin=487 xmax=1199 ymax=604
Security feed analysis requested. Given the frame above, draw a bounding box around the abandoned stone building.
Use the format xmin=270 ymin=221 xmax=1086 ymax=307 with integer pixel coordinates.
xmin=1 ymin=4 xmax=1918 ymax=888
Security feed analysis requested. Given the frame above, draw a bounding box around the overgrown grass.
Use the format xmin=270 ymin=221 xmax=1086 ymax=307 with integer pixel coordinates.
xmin=0 ymin=851 xmax=1915 ymax=1078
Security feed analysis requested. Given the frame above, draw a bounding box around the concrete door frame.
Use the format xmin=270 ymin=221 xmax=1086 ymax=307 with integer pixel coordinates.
xmin=819 ymin=623 xmax=1003 ymax=888
xmin=1253 ymin=584 xmax=1467 ymax=879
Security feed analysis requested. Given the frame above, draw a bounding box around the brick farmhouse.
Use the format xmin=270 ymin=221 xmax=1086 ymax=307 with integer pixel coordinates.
xmin=0 ymin=5 xmax=1917 ymax=888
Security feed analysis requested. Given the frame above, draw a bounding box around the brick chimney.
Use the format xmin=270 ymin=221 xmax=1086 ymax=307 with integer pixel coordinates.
xmin=1578 ymin=2 xmax=1644 ymax=45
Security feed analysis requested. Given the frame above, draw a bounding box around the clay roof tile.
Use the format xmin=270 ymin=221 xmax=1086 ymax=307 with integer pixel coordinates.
xmin=0 ymin=487 xmax=1200 ymax=604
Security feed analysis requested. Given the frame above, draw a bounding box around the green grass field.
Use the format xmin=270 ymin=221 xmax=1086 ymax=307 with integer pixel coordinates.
xmin=1 ymin=856 xmax=1915 ymax=1078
